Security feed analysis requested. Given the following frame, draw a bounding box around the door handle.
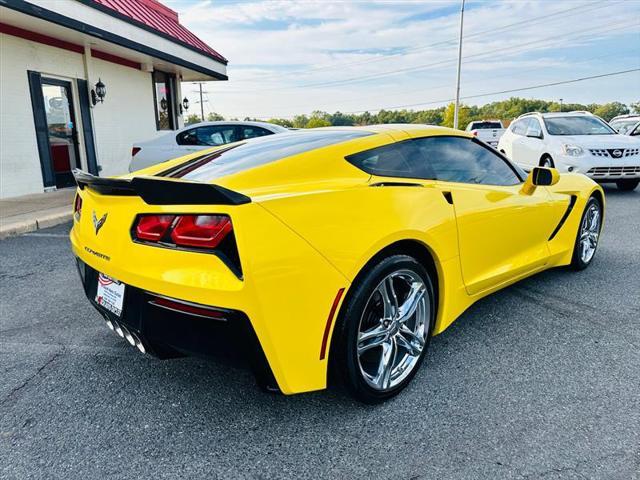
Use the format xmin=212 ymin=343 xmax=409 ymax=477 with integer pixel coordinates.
xmin=442 ymin=191 xmax=453 ymax=205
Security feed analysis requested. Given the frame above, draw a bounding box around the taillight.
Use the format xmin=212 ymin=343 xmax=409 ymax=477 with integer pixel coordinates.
xmin=170 ymin=215 xmax=232 ymax=248
xmin=73 ymin=194 xmax=82 ymax=220
xmin=133 ymin=214 xmax=232 ymax=249
xmin=471 ymin=130 xmax=478 ymax=136
xmin=135 ymin=215 xmax=175 ymax=241
xmin=132 ymin=147 xmax=141 ymax=157
xmin=132 ymin=213 xmax=240 ymax=276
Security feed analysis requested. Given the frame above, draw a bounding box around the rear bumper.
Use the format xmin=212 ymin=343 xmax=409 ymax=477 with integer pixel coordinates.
xmin=76 ymin=257 xmax=277 ymax=388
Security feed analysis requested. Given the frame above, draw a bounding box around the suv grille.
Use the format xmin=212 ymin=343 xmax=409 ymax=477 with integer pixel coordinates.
xmin=589 ymin=148 xmax=640 ymax=158
xmin=587 ymin=166 xmax=640 ymax=177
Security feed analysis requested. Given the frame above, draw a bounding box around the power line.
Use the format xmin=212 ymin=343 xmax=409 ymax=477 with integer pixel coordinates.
xmin=221 ymin=16 xmax=636 ymax=93
xmin=233 ymin=0 xmax=608 ymax=83
xmin=252 ymin=68 xmax=639 ymax=119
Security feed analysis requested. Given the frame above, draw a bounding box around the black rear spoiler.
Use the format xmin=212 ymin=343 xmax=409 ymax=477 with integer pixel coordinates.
xmin=72 ymin=169 xmax=251 ymax=206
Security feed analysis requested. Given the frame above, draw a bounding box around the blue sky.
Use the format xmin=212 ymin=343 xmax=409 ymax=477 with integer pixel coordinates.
xmin=168 ymin=0 xmax=640 ymax=119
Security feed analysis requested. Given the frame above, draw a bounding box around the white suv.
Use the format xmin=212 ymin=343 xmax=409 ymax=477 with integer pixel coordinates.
xmin=498 ymin=111 xmax=640 ymax=191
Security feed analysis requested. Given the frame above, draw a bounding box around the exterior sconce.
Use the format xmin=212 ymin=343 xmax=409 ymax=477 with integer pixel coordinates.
xmin=91 ymin=78 xmax=106 ymax=105
xmin=182 ymin=97 xmax=189 ymax=111
xmin=160 ymin=97 xmax=168 ymax=111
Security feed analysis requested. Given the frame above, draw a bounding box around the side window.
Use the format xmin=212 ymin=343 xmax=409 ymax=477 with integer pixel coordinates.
xmin=345 ymin=141 xmax=434 ymax=179
xmin=413 ymin=136 xmax=521 ymax=186
xmin=510 ymin=119 xmax=528 ymax=136
xmin=526 ymin=118 xmax=543 ymax=137
xmin=178 ymin=126 xmax=238 ymax=146
xmin=241 ymin=126 xmax=272 ymax=140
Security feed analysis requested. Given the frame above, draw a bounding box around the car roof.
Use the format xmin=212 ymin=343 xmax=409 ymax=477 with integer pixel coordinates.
xmin=518 ymin=111 xmax=596 ymax=120
xmin=610 ymin=114 xmax=640 ymax=122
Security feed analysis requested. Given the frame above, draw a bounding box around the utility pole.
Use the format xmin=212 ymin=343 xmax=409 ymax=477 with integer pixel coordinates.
xmin=559 ymin=98 xmax=563 ymax=112
xmin=199 ymin=83 xmax=205 ymax=121
xmin=453 ymin=0 xmax=465 ymax=130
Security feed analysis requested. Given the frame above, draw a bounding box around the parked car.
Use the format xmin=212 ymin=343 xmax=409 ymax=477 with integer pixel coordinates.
xmin=498 ymin=111 xmax=640 ymax=191
xmin=72 ymin=125 xmax=604 ymax=403
xmin=609 ymin=114 xmax=640 ymax=136
xmin=129 ymin=121 xmax=288 ymax=172
xmin=465 ymin=119 xmax=506 ymax=148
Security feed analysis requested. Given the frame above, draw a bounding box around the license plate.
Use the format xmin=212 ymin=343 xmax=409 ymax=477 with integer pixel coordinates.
xmin=96 ymin=273 xmax=125 ymax=317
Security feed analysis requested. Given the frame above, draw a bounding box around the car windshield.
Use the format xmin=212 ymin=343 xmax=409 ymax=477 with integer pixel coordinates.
xmin=543 ymin=116 xmax=616 ymax=135
xmin=610 ymin=119 xmax=640 ymax=135
xmin=468 ymin=121 xmax=502 ymax=130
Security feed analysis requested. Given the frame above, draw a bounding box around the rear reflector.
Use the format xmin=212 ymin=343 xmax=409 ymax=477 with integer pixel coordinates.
xmin=319 ymin=288 xmax=345 ymax=360
xmin=132 ymin=147 xmax=141 ymax=157
xmin=170 ymin=215 xmax=232 ymax=249
xmin=149 ymin=296 xmax=227 ymax=320
xmin=135 ymin=215 xmax=175 ymax=241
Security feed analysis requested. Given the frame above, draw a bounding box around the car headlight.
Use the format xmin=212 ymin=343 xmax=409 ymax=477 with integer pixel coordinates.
xmin=561 ymin=144 xmax=585 ymax=157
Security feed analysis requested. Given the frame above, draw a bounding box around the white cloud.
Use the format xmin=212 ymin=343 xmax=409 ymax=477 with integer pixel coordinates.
xmin=176 ymin=0 xmax=640 ymax=119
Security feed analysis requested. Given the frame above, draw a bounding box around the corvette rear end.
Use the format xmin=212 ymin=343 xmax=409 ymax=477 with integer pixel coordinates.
xmin=70 ymin=168 xmax=349 ymax=395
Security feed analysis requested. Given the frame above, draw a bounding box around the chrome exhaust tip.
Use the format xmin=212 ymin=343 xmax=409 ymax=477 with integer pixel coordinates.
xmin=114 ymin=322 xmax=125 ymax=338
xmin=130 ymin=331 xmax=146 ymax=354
xmin=124 ymin=328 xmax=136 ymax=347
xmin=104 ymin=317 xmax=115 ymax=331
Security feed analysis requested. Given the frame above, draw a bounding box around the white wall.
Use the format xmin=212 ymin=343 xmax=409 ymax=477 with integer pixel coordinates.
xmin=90 ymin=57 xmax=158 ymax=177
xmin=0 ymin=33 xmax=85 ymax=198
xmin=0 ymin=33 xmax=168 ymax=198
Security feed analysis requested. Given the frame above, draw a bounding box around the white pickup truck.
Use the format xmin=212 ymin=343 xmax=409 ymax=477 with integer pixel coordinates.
xmin=465 ymin=120 xmax=506 ymax=148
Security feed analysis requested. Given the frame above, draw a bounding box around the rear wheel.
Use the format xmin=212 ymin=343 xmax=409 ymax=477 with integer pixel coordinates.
xmin=616 ymin=179 xmax=639 ymax=191
xmin=570 ymin=196 xmax=602 ymax=270
xmin=331 ymin=255 xmax=435 ymax=403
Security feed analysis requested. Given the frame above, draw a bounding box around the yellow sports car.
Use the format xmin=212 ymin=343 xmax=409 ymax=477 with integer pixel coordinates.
xmin=70 ymin=125 xmax=604 ymax=403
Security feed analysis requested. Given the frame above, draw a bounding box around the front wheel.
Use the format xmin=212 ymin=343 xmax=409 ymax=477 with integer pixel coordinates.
xmin=570 ymin=196 xmax=602 ymax=270
xmin=331 ymin=254 xmax=435 ymax=403
xmin=616 ymin=179 xmax=639 ymax=191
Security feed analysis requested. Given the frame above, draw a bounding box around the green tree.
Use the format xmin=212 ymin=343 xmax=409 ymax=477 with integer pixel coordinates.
xmin=292 ymin=115 xmax=309 ymax=128
xmin=306 ymin=117 xmax=331 ymax=128
xmin=184 ymin=114 xmax=201 ymax=125
xmin=442 ymin=102 xmax=471 ymax=129
xmin=593 ymin=102 xmax=629 ymax=121
xmin=267 ymin=118 xmax=293 ymax=128
xmin=206 ymin=112 xmax=225 ymax=121
xmin=630 ymin=101 xmax=640 ymax=114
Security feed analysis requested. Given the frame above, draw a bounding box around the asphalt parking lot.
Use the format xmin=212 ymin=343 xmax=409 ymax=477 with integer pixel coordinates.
xmin=1 ymin=186 xmax=638 ymax=480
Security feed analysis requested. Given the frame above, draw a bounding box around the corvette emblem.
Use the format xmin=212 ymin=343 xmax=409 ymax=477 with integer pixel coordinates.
xmin=92 ymin=211 xmax=108 ymax=235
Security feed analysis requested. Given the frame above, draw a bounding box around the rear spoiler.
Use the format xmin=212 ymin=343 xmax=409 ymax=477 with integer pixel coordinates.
xmin=72 ymin=169 xmax=251 ymax=206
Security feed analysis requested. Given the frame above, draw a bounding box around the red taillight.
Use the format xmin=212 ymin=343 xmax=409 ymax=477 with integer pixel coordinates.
xmin=170 ymin=215 xmax=232 ymax=248
xmin=135 ymin=215 xmax=176 ymax=241
xmin=471 ymin=130 xmax=478 ymax=136
xmin=133 ymin=214 xmax=232 ymax=249
xmin=132 ymin=147 xmax=141 ymax=157
xmin=73 ymin=194 xmax=82 ymax=220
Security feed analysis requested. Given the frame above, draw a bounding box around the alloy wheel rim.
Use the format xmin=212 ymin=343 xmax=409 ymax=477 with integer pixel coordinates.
xmin=356 ymin=270 xmax=429 ymax=391
xmin=580 ymin=202 xmax=600 ymax=264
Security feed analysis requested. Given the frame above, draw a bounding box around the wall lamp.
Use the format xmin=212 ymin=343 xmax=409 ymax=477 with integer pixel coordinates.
xmin=91 ymin=78 xmax=106 ymax=105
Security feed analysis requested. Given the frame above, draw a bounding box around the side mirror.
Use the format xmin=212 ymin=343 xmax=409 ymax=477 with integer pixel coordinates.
xmin=521 ymin=167 xmax=560 ymax=195
xmin=526 ymin=129 xmax=543 ymax=139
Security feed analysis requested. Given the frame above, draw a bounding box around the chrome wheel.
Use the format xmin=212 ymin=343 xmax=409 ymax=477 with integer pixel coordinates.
xmin=579 ymin=201 xmax=601 ymax=264
xmin=356 ymin=270 xmax=429 ymax=391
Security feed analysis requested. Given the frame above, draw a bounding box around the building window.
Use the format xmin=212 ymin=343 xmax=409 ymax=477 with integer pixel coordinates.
xmin=153 ymin=71 xmax=177 ymax=130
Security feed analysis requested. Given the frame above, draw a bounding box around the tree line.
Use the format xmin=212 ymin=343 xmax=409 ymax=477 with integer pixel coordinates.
xmin=186 ymin=97 xmax=639 ymax=129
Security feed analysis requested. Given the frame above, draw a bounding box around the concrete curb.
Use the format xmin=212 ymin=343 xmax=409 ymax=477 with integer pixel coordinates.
xmin=0 ymin=211 xmax=72 ymax=240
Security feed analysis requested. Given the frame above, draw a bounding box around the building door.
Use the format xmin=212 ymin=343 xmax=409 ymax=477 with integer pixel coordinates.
xmin=40 ymin=79 xmax=81 ymax=188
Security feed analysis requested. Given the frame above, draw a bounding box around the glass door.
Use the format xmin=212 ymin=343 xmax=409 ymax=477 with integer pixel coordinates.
xmin=41 ymin=79 xmax=81 ymax=188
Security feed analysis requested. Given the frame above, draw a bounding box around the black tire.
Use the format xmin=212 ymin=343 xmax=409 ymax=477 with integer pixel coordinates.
xmin=616 ymin=179 xmax=639 ymax=191
xmin=540 ymin=155 xmax=554 ymax=168
xmin=570 ymin=196 xmax=602 ymax=270
xmin=330 ymin=254 xmax=435 ymax=404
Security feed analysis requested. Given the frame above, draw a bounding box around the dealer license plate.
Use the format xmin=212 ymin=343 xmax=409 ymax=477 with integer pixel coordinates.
xmin=96 ymin=273 xmax=125 ymax=316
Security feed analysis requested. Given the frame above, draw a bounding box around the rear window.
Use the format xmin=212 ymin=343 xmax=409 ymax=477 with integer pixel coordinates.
xmin=162 ymin=130 xmax=371 ymax=181
xmin=468 ymin=121 xmax=502 ymax=130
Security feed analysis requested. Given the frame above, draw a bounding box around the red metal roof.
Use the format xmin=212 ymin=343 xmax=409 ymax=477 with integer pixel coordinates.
xmin=91 ymin=0 xmax=227 ymax=64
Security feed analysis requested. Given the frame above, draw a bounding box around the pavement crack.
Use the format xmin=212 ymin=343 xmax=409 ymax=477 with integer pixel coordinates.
xmin=0 ymin=350 xmax=63 ymax=406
